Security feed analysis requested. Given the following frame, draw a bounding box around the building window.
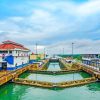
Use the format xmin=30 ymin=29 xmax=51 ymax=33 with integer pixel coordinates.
xmin=9 ymin=51 xmax=12 ymax=54
xmin=95 ymin=54 xmax=98 ymax=58
xmin=22 ymin=62 xmax=23 ymax=65
xmin=2 ymin=54 xmax=5 ymax=60
xmin=0 ymin=51 xmax=8 ymax=53
xmin=15 ymin=63 xmax=17 ymax=66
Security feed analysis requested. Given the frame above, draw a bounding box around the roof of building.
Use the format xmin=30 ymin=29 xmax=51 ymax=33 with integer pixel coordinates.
xmin=0 ymin=40 xmax=29 ymax=51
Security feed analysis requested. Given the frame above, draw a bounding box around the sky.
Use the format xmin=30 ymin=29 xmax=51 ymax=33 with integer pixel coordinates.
xmin=0 ymin=0 xmax=100 ymax=54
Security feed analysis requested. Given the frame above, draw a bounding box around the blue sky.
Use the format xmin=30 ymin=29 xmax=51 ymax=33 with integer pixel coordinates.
xmin=0 ymin=0 xmax=100 ymax=54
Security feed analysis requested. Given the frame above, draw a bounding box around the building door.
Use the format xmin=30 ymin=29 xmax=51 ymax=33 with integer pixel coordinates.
xmin=2 ymin=62 xmax=7 ymax=70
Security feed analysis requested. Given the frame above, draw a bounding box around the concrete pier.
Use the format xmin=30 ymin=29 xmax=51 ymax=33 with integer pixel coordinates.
xmin=13 ymin=77 xmax=97 ymax=88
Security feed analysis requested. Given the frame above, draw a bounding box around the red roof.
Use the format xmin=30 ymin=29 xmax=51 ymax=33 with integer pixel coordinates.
xmin=0 ymin=40 xmax=29 ymax=51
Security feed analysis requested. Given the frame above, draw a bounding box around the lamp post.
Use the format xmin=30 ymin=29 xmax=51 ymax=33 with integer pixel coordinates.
xmin=72 ymin=42 xmax=74 ymax=80
xmin=35 ymin=43 xmax=38 ymax=82
xmin=44 ymin=48 xmax=45 ymax=60
xmin=36 ymin=43 xmax=38 ymax=55
xmin=72 ymin=43 xmax=74 ymax=61
xmin=63 ymin=48 xmax=64 ymax=55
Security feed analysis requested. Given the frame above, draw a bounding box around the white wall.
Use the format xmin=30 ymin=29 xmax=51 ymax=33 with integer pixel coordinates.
xmin=12 ymin=50 xmax=29 ymax=57
xmin=0 ymin=57 xmax=2 ymax=62
xmin=7 ymin=56 xmax=29 ymax=68
xmin=0 ymin=63 xmax=2 ymax=68
xmin=13 ymin=56 xmax=29 ymax=66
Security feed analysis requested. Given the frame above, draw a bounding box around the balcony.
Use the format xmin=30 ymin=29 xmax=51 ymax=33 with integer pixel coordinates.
xmin=82 ymin=57 xmax=100 ymax=61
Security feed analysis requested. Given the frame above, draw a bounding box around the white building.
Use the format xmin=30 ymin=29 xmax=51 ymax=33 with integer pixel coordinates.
xmin=82 ymin=54 xmax=100 ymax=69
xmin=0 ymin=40 xmax=30 ymax=70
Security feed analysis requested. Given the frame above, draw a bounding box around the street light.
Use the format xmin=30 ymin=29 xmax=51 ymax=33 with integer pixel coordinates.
xmin=35 ymin=43 xmax=38 ymax=82
xmin=36 ymin=43 xmax=38 ymax=55
xmin=72 ymin=43 xmax=74 ymax=61
xmin=72 ymin=42 xmax=74 ymax=80
xmin=63 ymin=48 xmax=64 ymax=55
xmin=44 ymin=48 xmax=46 ymax=60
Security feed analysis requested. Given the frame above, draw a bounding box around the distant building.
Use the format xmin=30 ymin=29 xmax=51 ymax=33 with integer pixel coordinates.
xmin=82 ymin=54 xmax=100 ymax=68
xmin=0 ymin=40 xmax=30 ymax=70
xmin=29 ymin=53 xmax=45 ymax=62
xmin=29 ymin=53 xmax=45 ymax=67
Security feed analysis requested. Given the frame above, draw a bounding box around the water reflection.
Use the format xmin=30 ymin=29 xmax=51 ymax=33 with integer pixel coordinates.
xmin=87 ymin=82 xmax=100 ymax=91
xmin=0 ymin=82 xmax=100 ymax=100
xmin=0 ymin=83 xmax=31 ymax=100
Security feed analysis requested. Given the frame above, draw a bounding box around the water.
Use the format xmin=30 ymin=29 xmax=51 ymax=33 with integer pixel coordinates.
xmin=20 ymin=72 xmax=91 ymax=83
xmin=20 ymin=62 xmax=91 ymax=82
xmin=0 ymin=62 xmax=100 ymax=100
xmin=47 ymin=62 xmax=61 ymax=71
xmin=0 ymin=82 xmax=100 ymax=100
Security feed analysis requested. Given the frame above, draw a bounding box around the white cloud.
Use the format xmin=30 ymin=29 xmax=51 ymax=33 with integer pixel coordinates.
xmin=0 ymin=8 xmax=68 ymax=41
xmin=77 ymin=0 xmax=100 ymax=17
xmin=46 ymin=39 xmax=100 ymax=54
